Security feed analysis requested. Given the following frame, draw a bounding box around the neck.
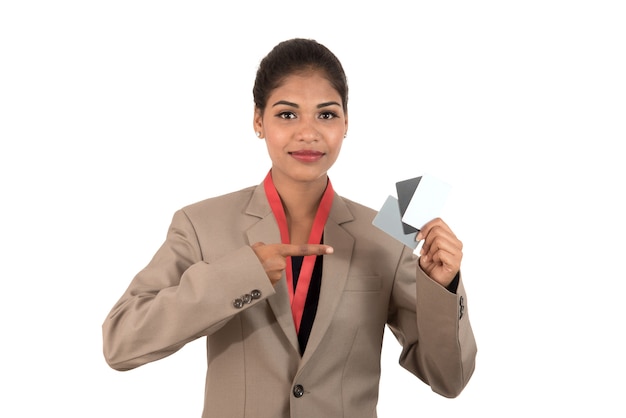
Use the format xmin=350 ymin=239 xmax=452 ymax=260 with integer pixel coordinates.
xmin=270 ymin=171 xmax=328 ymax=222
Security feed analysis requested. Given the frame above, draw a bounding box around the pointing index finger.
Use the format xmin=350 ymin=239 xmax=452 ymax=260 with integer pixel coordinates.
xmin=279 ymin=244 xmax=334 ymax=257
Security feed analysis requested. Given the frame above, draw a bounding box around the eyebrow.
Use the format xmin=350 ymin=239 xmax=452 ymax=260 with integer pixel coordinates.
xmin=271 ymin=100 xmax=342 ymax=109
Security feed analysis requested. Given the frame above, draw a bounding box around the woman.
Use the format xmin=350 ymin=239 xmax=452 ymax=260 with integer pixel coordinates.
xmin=103 ymin=38 xmax=477 ymax=417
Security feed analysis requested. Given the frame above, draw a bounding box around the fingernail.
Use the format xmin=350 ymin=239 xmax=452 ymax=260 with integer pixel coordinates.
xmin=326 ymin=246 xmax=334 ymax=254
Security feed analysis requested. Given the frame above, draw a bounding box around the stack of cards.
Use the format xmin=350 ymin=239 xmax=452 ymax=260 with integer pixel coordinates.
xmin=372 ymin=174 xmax=451 ymax=249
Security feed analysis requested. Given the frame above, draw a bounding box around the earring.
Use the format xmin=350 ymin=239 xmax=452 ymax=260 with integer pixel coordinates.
xmin=256 ymin=131 xmax=261 ymax=138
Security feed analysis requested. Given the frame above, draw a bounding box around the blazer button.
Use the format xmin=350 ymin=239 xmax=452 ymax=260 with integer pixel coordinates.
xmin=293 ymin=384 xmax=304 ymax=398
xmin=242 ymin=293 xmax=252 ymax=304
xmin=251 ymin=289 xmax=262 ymax=299
xmin=459 ymin=295 xmax=465 ymax=319
xmin=233 ymin=298 xmax=244 ymax=309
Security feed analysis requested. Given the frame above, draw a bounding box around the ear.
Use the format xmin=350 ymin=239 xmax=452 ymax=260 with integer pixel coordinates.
xmin=344 ymin=116 xmax=349 ymax=138
xmin=253 ymin=107 xmax=264 ymax=138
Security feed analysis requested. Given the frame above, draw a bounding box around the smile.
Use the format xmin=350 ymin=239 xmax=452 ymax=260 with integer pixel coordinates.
xmin=289 ymin=150 xmax=325 ymax=162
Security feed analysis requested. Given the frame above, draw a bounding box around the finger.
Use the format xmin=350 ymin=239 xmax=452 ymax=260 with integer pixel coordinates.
xmin=420 ymin=235 xmax=462 ymax=274
xmin=422 ymin=232 xmax=462 ymax=257
xmin=419 ymin=225 xmax=442 ymax=256
xmin=430 ymin=249 xmax=461 ymax=273
xmin=419 ymin=225 xmax=460 ymax=255
xmin=261 ymin=253 xmax=288 ymax=270
xmin=278 ymin=243 xmax=334 ymax=257
xmin=416 ymin=218 xmax=453 ymax=242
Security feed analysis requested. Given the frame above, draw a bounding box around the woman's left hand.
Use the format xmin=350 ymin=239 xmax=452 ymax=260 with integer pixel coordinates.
xmin=416 ymin=218 xmax=463 ymax=288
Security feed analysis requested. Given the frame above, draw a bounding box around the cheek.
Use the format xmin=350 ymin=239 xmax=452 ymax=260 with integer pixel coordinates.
xmin=328 ymin=137 xmax=344 ymax=157
xmin=264 ymin=141 xmax=281 ymax=161
xmin=264 ymin=133 xmax=287 ymax=151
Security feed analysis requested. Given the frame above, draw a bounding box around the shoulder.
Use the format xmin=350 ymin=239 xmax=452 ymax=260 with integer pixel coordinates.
xmin=178 ymin=185 xmax=258 ymax=220
xmin=335 ymin=194 xmax=406 ymax=249
xmin=337 ymin=195 xmax=378 ymax=221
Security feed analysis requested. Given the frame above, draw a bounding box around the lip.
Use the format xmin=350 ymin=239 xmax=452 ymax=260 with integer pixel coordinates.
xmin=289 ymin=150 xmax=325 ymax=162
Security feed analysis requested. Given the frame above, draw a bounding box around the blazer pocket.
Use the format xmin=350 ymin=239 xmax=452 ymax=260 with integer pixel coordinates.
xmin=344 ymin=275 xmax=382 ymax=292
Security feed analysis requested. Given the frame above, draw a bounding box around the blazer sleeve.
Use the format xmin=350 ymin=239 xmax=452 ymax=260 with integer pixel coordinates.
xmin=102 ymin=209 xmax=275 ymax=371
xmin=387 ymin=246 xmax=477 ymax=398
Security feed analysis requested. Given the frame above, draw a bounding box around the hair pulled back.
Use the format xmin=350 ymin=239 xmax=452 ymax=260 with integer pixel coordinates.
xmin=253 ymin=38 xmax=348 ymax=115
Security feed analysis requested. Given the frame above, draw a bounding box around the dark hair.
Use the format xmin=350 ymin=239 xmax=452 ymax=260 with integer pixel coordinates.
xmin=253 ymin=38 xmax=348 ymax=115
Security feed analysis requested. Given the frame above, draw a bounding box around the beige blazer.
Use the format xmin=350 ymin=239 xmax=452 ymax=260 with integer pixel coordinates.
xmin=102 ymin=182 xmax=477 ymax=417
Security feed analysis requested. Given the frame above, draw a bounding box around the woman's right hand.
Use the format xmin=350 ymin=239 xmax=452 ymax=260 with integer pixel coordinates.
xmin=251 ymin=242 xmax=334 ymax=285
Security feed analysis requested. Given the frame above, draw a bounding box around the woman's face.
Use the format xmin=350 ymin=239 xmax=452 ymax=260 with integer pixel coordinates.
xmin=254 ymin=70 xmax=348 ymax=186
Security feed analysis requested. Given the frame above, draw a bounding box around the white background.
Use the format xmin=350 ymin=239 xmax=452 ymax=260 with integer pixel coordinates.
xmin=1 ymin=1 xmax=625 ymax=417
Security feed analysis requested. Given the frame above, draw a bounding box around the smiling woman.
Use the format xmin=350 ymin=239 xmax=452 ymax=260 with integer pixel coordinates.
xmin=254 ymin=71 xmax=347 ymax=197
xmin=102 ymin=38 xmax=477 ymax=418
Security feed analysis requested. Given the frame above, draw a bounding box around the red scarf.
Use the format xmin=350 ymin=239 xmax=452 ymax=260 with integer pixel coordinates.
xmin=263 ymin=170 xmax=334 ymax=334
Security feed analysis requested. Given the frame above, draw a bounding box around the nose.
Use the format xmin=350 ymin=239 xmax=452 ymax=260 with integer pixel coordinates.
xmin=297 ymin=118 xmax=320 ymax=143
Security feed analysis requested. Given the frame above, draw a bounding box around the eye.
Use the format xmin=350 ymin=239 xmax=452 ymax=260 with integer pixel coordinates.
xmin=277 ymin=111 xmax=297 ymax=120
xmin=319 ymin=111 xmax=338 ymax=120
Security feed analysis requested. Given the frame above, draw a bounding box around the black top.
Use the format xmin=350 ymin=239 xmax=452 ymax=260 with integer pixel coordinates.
xmin=291 ymin=254 xmax=323 ymax=354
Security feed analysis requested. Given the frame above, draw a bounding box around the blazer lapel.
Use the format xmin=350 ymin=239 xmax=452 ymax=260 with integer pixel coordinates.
xmin=244 ymin=183 xmax=300 ymax=355
xmin=244 ymin=184 xmax=357 ymax=363
xmin=300 ymin=194 xmax=355 ymax=367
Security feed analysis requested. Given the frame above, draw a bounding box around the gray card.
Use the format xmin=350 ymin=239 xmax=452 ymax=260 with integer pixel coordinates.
xmin=396 ymin=176 xmax=422 ymax=234
xmin=372 ymin=195 xmax=419 ymax=249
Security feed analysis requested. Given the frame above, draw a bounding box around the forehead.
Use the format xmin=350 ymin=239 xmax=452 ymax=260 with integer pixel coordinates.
xmin=270 ymin=71 xmax=341 ymax=103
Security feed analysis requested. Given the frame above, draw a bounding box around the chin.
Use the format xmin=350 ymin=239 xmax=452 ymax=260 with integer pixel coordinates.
xmin=271 ymin=162 xmax=333 ymax=185
xmin=288 ymin=168 xmax=329 ymax=184
xmin=295 ymin=171 xmax=328 ymax=183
